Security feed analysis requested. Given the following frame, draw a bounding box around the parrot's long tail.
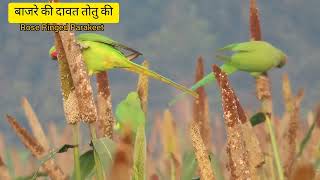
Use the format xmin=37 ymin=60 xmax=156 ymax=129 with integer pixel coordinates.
xmin=124 ymin=61 xmax=198 ymax=98
xmin=168 ymin=73 xmax=215 ymax=107
xmin=168 ymin=63 xmax=238 ymax=107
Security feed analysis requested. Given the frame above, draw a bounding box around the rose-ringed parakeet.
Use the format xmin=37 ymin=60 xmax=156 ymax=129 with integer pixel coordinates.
xmin=49 ymin=33 xmax=198 ymax=98
xmin=168 ymin=40 xmax=287 ymax=106
xmin=115 ymin=92 xmax=145 ymax=134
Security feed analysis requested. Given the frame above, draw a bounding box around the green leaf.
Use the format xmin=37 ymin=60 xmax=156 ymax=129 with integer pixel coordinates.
xmin=315 ymin=158 xmax=320 ymax=171
xmin=169 ymin=153 xmax=177 ymax=180
xmin=14 ymin=172 xmax=47 ymax=180
xmin=92 ymin=137 xmax=117 ymax=174
xmin=249 ymin=112 xmax=266 ymax=126
xmin=18 ymin=151 xmax=30 ymax=163
xmin=28 ymin=144 xmax=77 ymax=180
xmin=39 ymin=144 xmax=77 ymax=164
xmin=181 ymin=151 xmax=197 ymax=180
xmin=57 ymin=144 xmax=78 ymax=153
xmin=189 ymin=153 xmax=225 ymax=180
xmin=4 ymin=148 xmax=15 ymax=178
xmin=71 ymin=150 xmax=95 ymax=180
xmin=297 ymin=119 xmax=316 ymax=158
xmin=209 ymin=152 xmax=225 ymax=180
xmin=133 ymin=125 xmax=146 ymax=180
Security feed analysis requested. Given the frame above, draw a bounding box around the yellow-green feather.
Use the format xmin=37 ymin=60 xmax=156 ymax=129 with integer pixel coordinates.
xmin=79 ymin=40 xmax=198 ymax=98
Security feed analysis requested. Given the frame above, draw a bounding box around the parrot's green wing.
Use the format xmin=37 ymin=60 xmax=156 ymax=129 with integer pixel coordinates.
xmin=115 ymin=92 xmax=145 ymax=134
xmin=168 ymin=63 xmax=238 ymax=106
xmin=77 ymin=33 xmax=142 ymax=56
xmin=215 ymin=41 xmax=281 ymax=73
xmin=217 ymin=41 xmax=265 ymax=53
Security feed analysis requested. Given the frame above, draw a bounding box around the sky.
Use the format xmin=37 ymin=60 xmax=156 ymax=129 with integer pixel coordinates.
xmin=1 ymin=0 xmax=320 ymax=144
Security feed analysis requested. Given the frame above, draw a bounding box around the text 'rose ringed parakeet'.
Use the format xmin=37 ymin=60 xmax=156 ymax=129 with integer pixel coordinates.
xmin=168 ymin=40 xmax=287 ymax=106
xmin=49 ymin=33 xmax=198 ymax=98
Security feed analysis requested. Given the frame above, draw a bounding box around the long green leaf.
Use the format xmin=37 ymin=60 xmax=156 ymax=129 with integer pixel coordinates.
xmin=5 ymin=148 xmax=15 ymax=178
xmin=133 ymin=125 xmax=146 ymax=180
xmin=315 ymin=158 xmax=320 ymax=171
xmin=38 ymin=144 xmax=77 ymax=165
xmin=92 ymin=137 xmax=116 ymax=175
xmin=30 ymin=144 xmax=77 ymax=180
xmin=191 ymin=153 xmax=225 ymax=180
xmin=209 ymin=153 xmax=224 ymax=180
xmin=14 ymin=172 xmax=47 ymax=180
xmin=181 ymin=151 xmax=197 ymax=180
xmin=297 ymin=119 xmax=316 ymax=158
xmin=71 ymin=150 xmax=95 ymax=180
xmin=265 ymin=115 xmax=284 ymax=180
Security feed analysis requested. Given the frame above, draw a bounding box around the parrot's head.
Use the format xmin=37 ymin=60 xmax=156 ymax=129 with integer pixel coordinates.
xmin=126 ymin=92 xmax=141 ymax=106
xmin=49 ymin=46 xmax=58 ymax=60
xmin=276 ymin=50 xmax=287 ymax=68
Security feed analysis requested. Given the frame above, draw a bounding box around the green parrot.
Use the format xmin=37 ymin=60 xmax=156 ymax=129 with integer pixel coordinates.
xmin=49 ymin=33 xmax=198 ymax=98
xmin=168 ymin=40 xmax=287 ymax=106
xmin=115 ymin=92 xmax=145 ymax=134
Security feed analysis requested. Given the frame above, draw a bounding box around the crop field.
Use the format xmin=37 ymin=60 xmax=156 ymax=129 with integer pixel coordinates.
xmin=0 ymin=0 xmax=319 ymax=180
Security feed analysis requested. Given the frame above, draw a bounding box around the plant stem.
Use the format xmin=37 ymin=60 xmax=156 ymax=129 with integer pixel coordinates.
xmin=170 ymin=156 xmax=176 ymax=180
xmin=72 ymin=124 xmax=81 ymax=180
xmin=265 ymin=115 xmax=284 ymax=180
xmin=89 ymin=124 xmax=104 ymax=180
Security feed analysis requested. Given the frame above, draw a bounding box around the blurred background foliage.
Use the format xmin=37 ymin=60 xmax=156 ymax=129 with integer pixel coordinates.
xmin=1 ymin=0 xmax=320 ymax=144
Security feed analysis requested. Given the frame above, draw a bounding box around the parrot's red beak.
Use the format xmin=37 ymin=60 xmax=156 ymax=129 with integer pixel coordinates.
xmin=50 ymin=50 xmax=58 ymax=60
